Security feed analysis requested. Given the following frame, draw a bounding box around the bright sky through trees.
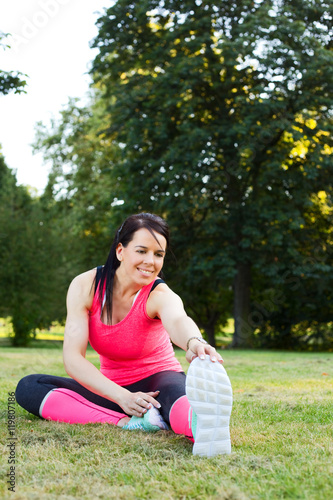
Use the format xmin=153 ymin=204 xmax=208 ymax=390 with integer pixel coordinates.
xmin=0 ymin=0 xmax=109 ymax=193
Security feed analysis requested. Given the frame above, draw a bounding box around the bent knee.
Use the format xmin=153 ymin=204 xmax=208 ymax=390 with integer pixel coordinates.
xmin=15 ymin=374 xmax=46 ymax=417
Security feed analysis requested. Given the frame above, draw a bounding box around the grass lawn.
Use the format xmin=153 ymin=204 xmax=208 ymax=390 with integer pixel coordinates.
xmin=0 ymin=343 xmax=332 ymax=500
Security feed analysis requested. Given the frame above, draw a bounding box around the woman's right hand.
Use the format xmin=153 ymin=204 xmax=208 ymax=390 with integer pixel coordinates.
xmin=118 ymin=390 xmax=161 ymax=417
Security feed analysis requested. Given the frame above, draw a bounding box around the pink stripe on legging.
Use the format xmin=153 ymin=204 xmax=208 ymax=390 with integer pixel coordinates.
xmin=40 ymin=388 xmax=127 ymax=425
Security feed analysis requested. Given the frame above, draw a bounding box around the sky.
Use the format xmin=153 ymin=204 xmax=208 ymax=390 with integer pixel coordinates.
xmin=0 ymin=0 xmax=111 ymax=193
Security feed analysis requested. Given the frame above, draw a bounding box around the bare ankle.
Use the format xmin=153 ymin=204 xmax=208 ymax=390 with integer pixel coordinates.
xmin=117 ymin=416 xmax=130 ymax=427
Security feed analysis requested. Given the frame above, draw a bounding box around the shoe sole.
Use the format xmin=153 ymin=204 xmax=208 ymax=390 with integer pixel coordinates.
xmin=186 ymin=356 xmax=233 ymax=457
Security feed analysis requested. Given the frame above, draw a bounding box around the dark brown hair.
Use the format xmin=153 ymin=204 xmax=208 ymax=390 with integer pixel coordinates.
xmin=97 ymin=213 xmax=169 ymax=324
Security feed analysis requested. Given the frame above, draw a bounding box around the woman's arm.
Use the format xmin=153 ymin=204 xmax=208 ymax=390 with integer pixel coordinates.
xmin=63 ymin=270 xmax=160 ymax=416
xmin=147 ymin=284 xmax=223 ymax=364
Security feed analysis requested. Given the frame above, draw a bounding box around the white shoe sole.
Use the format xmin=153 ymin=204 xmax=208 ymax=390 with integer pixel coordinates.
xmin=186 ymin=356 xmax=233 ymax=457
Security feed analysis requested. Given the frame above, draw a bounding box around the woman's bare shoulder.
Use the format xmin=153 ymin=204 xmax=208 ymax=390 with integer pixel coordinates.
xmin=71 ymin=268 xmax=96 ymax=287
xmin=147 ymin=281 xmax=184 ymax=318
xmin=151 ymin=281 xmax=179 ymax=299
xmin=67 ymin=268 xmax=98 ymax=308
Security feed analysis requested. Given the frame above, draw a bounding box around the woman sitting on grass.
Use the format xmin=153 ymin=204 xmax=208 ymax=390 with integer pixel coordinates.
xmin=16 ymin=213 xmax=232 ymax=457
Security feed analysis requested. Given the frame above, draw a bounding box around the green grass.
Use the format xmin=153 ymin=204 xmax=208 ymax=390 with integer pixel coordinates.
xmin=0 ymin=317 xmax=234 ymax=344
xmin=1 ymin=346 xmax=332 ymax=499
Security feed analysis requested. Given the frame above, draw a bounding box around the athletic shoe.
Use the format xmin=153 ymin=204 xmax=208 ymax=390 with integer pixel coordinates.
xmin=123 ymin=406 xmax=169 ymax=432
xmin=186 ymin=355 xmax=233 ymax=457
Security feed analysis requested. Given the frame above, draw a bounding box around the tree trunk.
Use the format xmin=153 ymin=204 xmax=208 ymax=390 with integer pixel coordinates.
xmin=205 ymin=324 xmax=216 ymax=348
xmin=232 ymin=262 xmax=252 ymax=348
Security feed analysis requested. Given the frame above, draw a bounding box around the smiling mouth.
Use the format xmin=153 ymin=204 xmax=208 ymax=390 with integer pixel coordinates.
xmin=138 ymin=268 xmax=153 ymax=275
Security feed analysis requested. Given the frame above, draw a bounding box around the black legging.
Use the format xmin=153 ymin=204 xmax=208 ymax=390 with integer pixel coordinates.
xmin=15 ymin=370 xmax=186 ymax=424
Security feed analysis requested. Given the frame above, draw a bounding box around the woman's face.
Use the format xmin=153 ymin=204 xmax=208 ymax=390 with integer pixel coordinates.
xmin=116 ymin=228 xmax=166 ymax=285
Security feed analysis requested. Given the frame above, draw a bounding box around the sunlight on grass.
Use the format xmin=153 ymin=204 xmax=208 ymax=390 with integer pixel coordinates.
xmin=1 ymin=317 xmax=235 ymax=344
xmin=221 ymin=317 xmax=235 ymax=335
xmin=0 ymin=318 xmax=65 ymax=342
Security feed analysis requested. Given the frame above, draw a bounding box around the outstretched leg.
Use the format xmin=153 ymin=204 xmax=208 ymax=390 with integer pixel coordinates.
xmin=186 ymin=356 xmax=233 ymax=456
xmin=16 ymin=374 xmax=127 ymax=425
xmin=145 ymin=363 xmax=233 ymax=456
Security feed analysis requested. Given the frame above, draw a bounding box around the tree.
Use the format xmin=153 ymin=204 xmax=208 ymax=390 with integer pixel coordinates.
xmin=90 ymin=0 xmax=333 ymax=346
xmin=0 ymin=154 xmax=69 ymax=346
xmin=0 ymin=33 xmax=27 ymax=95
xmin=0 ymin=33 xmax=62 ymax=346
xmin=35 ymin=97 xmax=235 ymax=346
xmin=252 ymin=189 xmax=333 ymax=350
xmin=0 ymin=33 xmax=71 ymax=345
xmin=34 ymin=96 xmax=124 ymax=272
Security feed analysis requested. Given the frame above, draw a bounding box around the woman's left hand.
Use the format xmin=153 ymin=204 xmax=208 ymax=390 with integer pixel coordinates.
xmin=185 ymin=340 xmax=224 ymax=364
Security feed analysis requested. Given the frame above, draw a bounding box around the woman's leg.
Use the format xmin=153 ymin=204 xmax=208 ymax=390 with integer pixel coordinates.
xmin=16 ymin=374 xmax=128 ymax=425
xmin=185 ymin=357 xmax=233 ymax=456
xmin=125 ymin=371 xmax=193 ymax=438
xmin=128 ymin=361 xmax=233 ymax=457
xmin=16 ymin=360 xmax=233 ymax=453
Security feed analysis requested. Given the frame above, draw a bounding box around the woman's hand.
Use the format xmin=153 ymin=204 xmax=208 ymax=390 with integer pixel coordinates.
xmin=185 ymin=340 xmax=224 ymax=365
xmin=118 ymin=390 xmax=161 ymax=417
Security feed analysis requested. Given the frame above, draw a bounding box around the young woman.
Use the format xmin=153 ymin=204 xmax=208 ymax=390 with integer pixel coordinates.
xmin=16 ymin=213 xmax=232 ymax=457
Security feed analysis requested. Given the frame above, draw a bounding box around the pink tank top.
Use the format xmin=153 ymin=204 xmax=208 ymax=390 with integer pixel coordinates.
xmin=88 ymin=280 xmax=183 ymax=385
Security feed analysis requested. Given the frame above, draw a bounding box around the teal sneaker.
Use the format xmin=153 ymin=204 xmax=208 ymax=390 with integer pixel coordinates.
xmin=123 ymin=406 xmax=169 ymax=432
xmin=186 ymin=355 xmax=233 ymax=457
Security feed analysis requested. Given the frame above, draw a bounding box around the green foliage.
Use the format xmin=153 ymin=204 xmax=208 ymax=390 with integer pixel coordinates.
xmin=251 ymin=190 xmax=333 ymax=349
xmin=0 ymin=33 xmax=27 ymax=95
xmin=33 ymin=0 xmax=333 ymax=349
xmin=0 ymin=70 xmax=27 ymax=95
xmin=0 ymin=156 xmax=69 ymax=346
xmin=90 ymin=0 xmax=333 ymax=347
xmin=34 ymin=97 xmax=124 ymax=272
